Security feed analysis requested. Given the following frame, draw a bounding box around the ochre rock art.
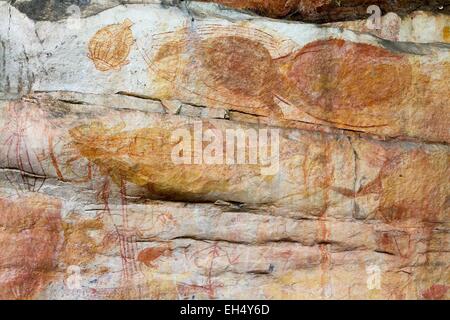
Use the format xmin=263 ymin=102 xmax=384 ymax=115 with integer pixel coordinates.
xmin=146 ymin=24 xmax=295 ymax=117
xmin=88 ymin=19 xmax=134 ymax=72
xmin=0 ymin=194 xmax=62 ymax=299
xmin=422 ymin=284 xmax=449 ymax=300
xmin=444 ymin=26 xmax=450 ymax=42
xmin=2 ymin=5 xmax=448 ymax=141
xmin=0 ymin=97 xmax=447 ymax=298
xmin=280 ymin=39 xmax=412 ymax=128
xmin=146 ymin=23 xmax=449 ymax=142
xmin=0 ymin=3 xmax=448 ymax=300
xmin=137 ymin=245 xmax=173 ymax=268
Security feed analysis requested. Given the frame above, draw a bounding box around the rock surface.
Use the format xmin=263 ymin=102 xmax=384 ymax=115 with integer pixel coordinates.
xmin=198 ymin=0 xmax=450 ymax=22
xmin=328 ymin=11 xmax=450 ymax=43
xmin=0 ymin=1 xmax=448 ymax=299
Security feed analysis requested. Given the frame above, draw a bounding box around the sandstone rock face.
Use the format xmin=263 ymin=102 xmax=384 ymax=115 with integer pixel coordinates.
xmin=0 ymin=1 xmax=448 ymax=300
xmin=199 ymin=0 xmax=449 ymax=22
xmin=328 ymin=11 xmax=450 ymax=43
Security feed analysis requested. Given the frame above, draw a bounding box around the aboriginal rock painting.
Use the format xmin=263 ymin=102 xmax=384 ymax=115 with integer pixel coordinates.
xmin=144 ymin=24 xmax=296 ymax=117
xmin=0 ymin=194 xmax=62 ymax=299
xmin=143 ymin=23 xmax=416 ymax=132
xmin=0 ymin=95 xmax=448 ymax=299
xmin=280 ymin=39 xmax=412 ymax=128
xmin=88 ymin=19 xmax=134 ymax=72
xmin=1 ymin=102 xmax=47 ymax=193
xmin=0 ymin=6 xmax=448 ymax=300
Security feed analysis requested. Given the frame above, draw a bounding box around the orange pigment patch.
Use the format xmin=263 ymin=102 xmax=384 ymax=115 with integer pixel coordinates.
xmin=151 ymin=33 xmax=282 ymax=115
xmin=68 ymin=121 xmax=177 ymax=187
xmin=88 ymin=19 xmax=134 ymax=72
xmin=375 ymin=150 xmax=448 ymax=225
xmin=0 ymin=194 xmax=62 ymax=299
xmin=330 ymin=148 xmax=448 ymax=224
xmin=199 ymin=36 xmax=277 ymax=99
xmin=283 ymin=39 xmax=412 ymax=127
xmin=443 ymin=26 xmax=450 ymax=43
xmin=68 ymin=121 xmax=261 ymax=200
xmin=137 ymin=246 xmax=172 ymax=267
xmin=376 ymin=231 xmax=411 ymax=257
xmin=60 ymin=215 xmax=106 ymax=267
xmin=422 ymin=284 xmax=448 ymax=300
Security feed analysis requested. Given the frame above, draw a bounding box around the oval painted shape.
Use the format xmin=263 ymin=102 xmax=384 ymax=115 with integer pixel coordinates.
xmin=0 ymin=194 xmax=62 ymax=299
xmin=198 ymin=36 xmax=277 ymax=97
xmin=285 ymin=39 xmax=412 ymax=127
xmin=137 ymin=246 xmax=171 ymax=267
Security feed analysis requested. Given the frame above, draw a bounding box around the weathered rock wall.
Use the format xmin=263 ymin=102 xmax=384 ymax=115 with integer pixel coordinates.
xmin=198 ymin=0 xmax=450 ymax=22
xmin=0 ymin=1 xmax=448 ymax=299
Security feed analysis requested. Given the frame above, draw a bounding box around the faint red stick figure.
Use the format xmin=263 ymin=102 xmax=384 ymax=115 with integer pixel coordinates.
xmin=185 ymin=242 xmax=240 ymax=299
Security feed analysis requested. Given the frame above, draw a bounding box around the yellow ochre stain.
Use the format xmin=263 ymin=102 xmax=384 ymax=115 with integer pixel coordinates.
xmin=443 ymin=26 xmax=450 ymax=43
